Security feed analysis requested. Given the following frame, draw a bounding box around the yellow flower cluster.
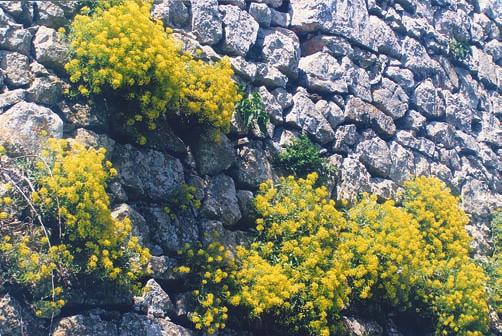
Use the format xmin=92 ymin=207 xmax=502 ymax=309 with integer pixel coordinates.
xmin=1 ymin=139 xmax=151 ymax=317
xmin=65 ymin=1 xmax=240 ymax=138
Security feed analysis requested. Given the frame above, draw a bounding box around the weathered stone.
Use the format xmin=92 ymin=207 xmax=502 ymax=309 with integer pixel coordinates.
xmin=258 ymin=86 xmax=283 ymax=123
xmin=255 ymin=62 xmax=288 ymax=88
xmin=333 ymin=124 xmax=359 ymax=153
xmin=301 ymin=35 xmax=353 ymax=58
xmin=298 ymin=52 xmax=348 ymax=94
xmin=74 ymin=128 xmax=115 ymax=160
xmin=191 ymin=0 xmax=222 ymax=45
xmin=201 ymin=174 xmax=242 ymax=228
xmin=119 ymin=313 xmax=193 ymax=336
xmin=233 ymin=141 xmax=274 ymax=189
xmin=372 ymin=78 xmax=408 ymax=119
xmin=401 ymin=36 xmax=442 ymax=77
xmin=425 ymin=122 xmax=456 ymax=149
xmin=35 ymin=2 xmax=68 ymax=28
xmin=52 ymin=310 xmax=118 ymax=336
xmin=142 ymin=207 xmax=198 ymax=254
xmin=484 ymin=39 xmax=501 ymax=63
xmin=151 ymin=0 xmax=190 ymax=28
xmin=389 ymin=141 xmax=415 ymax=184
xmin=400 ymin=110 xmax=427 ymax=132
xmin=219 ymin=5 xmax=259 ymax=56
xmin=272 ymin=87 xmax=293 ymax=109
xmin=343 ymin=316 xmax=383 ymax=336
xmin=0 ymin=51 xmax=31 ymax=88
xmin=396 ymin=130 xmax=437 ymax=158
xmin=237 ymin=190 xmax=257 ymax=227
xmin=412 ymin=79 xmax=445 ymax=118
xmin=133 ymin=279 xmax=175 ymax=318
xmin=344 ymin=97 xmax=396 ymax=139
xmin=0 ymin=294 xmax=42 ymax=336
xmin=0 ymin=1 xmax=32 ymax=25
xmin=149 ymin=255 xmax=180 ymax=281
xmin=33 ymin=26 xmax=68 ymax=71
xmin=316 ymin=99 xmax=344 ymax=129
xmin=357 ymin=137 xmax=391 ymax=178
xmin=249 ymin=3 xmax=271 ymax=27
xmin=337 ymin=157 xmax=372 ymax=200
xmin=0 ymin=88 xmax=25 ymax=113
xmin=229 ymin=56 xmax=257 ymax=81
xmin=434 ymin=8 xmax=471 ymax=42
xmin=346 ymin=62 xmax=372 ymax=102
xmin=257 ymin=27 xmax=300 ymax=78
xmin=0 ymin=101 xmax=63 ymax=154
xmin=112 ymin=144 xmax=184 ymax=201
xmin=285 ymin=90 xmax=335 ymax=144
xmin=469 ymin=47 xmax=500 ymax=88
xmin=366 ymin=15 xmax=401 ymax=57
xmin=111 ymin=203 xmax=150 ymax=247
xmin=0 ymin=24 xmax=32 ymax=55
xmin=193 ymin=131 xmax=236 ymax=176
xmin=254 ymin=0 xmax=282 ymax=8
xmin=26 ymin=76 xmax=63 ymax=106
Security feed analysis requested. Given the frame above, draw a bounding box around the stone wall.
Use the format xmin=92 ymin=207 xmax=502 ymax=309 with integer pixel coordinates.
xmin=0 ymin=0 xmax=500 ymax=335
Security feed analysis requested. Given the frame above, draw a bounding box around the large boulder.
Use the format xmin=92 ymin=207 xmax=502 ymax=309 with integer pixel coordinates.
xmin=0 ymin=101 xmax=63 ymax=154
xmin=285 ymin=90 xmax=336 ymax=144
xmin=112 ymin=144 xmax=184 ymax=201
xmin=201 ymin=174 xmax=242 ymax=228
xmin=191 ymin=0 xmax=222 ymax=45
xmin=257 ymin=27 xmax=300 ymax=78
xmin=298 ymin=52 xmax=349 ymax=94
xmin=193 ymin=131 xmax=236 ymax=176
xmin=219 ymin=5 xmax=259 ymax=56
xmin=26 ymin=76 xmax=64 ymax=106
xmin=33 ymin=26 xmax=68 ymax=71
xmin=0 ymin=51 xmax=32 ymax=88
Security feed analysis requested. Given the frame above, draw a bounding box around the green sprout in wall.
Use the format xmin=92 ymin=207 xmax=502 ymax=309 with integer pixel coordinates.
xmin=448 ymin=38 xmax=470 ymax=62
xmin=236 ymin=91 xmax=269 ymax=135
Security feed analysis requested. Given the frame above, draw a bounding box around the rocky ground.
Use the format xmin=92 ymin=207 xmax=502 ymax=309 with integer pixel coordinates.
xmin=0 ymin=0 xmax=500 ymax=335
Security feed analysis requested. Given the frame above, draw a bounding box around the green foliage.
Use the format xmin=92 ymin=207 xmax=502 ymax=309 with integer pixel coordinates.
xmin=163 ymin=183 xmax=201 ymax=217
xmin=277 ymin=135 xmax=335 ymax=183
xmin=483 ymin=211 xmax=502 ymax=314
xmin=0 ymin=139 xmax=151 ymax=317
xmin=179 ymin=175 xmax=490 ymax=336
xmin=236 ymin=91 xmax=269 ymax=134
xmin=448 ymin=38 xmax=470 ymax=62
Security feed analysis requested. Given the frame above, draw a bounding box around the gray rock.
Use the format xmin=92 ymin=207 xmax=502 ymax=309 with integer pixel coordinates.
xmin=357 ymin=137 xmax=391 ymax=178
xmin=149 ymin=256 xmax=180 ymax=281
xmin=455 ymin=131 xmax=480 ymax=155
xmin=344 ymin=97 xmax=396 ymax=139
xmin=384 ymin=66 xmax=415 ymax=94
xmin=255 ymin=62 xmax=288 ymax=88
xmin=142 ymin=207 xmax=198 ymax=254
xmin=258 ymin=86 xmax=283 ymax=123
xmin=299 ymin=52 xmax=348 ymax=94
xmin=33 ymin=26 xmax=68 ymax=71
xmin=35 ymin=2 xmax=68 ymax=28
xmin=237 ymin=190 xmax=257 ymax=226
xmin=346 ymin=62 xmax=372 ymax=102
xmin=151 ymin=0 xmax=190 ymax=28
xmin=343 ymin=316 xmax=383 ymax=336
xmin=425 ymin=122 xmax=456 ymax=149
xmin=58 ymin=100 xmax=108 ymax=131
xmin=74 ymin=128 xmax=115 ymax=159
xmin=111 ymin=203 xmax=150 ymax=247
xmin=0 ymin=51 xmax=31 ymax=88
xmin=0 ymin=294 xmax=42 ymax=336
xmin=301 ymin=35 xmax=353 ymax=58
xmin=396 ymin=130 xmax=437 ymax=159
xmin=233 ymin=141 xmax=274 ymax=189
xmin=469 ymin=47 xmax=500 ymax=88
xmin=199 ymin=219 xmax=252 ymax=253
xmin=0 ymin=1 xmax=32 ymax=25
xmin=193 ymin=131 xmax=236 ymax=176
xmin=484 ymin=40 xmax=502 ymax=64
xmin=316 ymin=99 xmax=344 ymax=129
xmin=201 ymin=174 xmax=242 ymax=228
xmin=0 ymin=23 xmax=32 ymax=55
xmin=461 ymin=179 xmax=502 ymax=220
xmin=0 ymin=101 xmax=63 ymax=154
xmin=271 ymin=88 xmax=293 ymax=109
xmin=471 ymin=13 xmax=497 ymax=43
xmin=119 ymin=313 xmax=193 ymax=336
xmin=478 ymin=112 xmax=502 ymax=149
xmin=444 ymin=93 xmax=473 ymax=132
xmin=249 ymin=3 xmax=271 ymax=27
xmin=258 ymin=27 xmax=300 ymax=78
xmin=229 ymin=56 xmax=257 ymax=81
xmin=401 ymin=110 xmax=427 ymax=132
xmin=133 ymin=279 xmax=175 ymax=318
xmin=333 ymin=124 xmax=359 ymax=153
xmin=270 ymin=8 xmax=290 ymax=27
xmin=219 ymin=5 xmax=259 ymax=56
xmin=191 ymin=0 xmax=222 ymax=45
xmin=0 ymin=89 xmax=25 ymax=113
xmin=254 ymin=0 xmax=283 ymax=8
xmin=401 ymin=36 xmax=442 ymax=77
xmin=112 ymin=144 xmax=184 ymax=201
xmin=219 ymin=0 xmax=246 ymax=8
xmin=337 ymin=157 xmax=372 ymax=200
xmin=26 ymin=76 xmax=63 ymax=106
xmin=372 ymin=178 xmax=400 ymax=201
xmin=389 ymin=141 xmax=415 ymax=184
xmin=366 ymin=15 xmax=401 ymax=57
xmin=412 ymin=80 xmax=445 ymax=118
xmin=413 ymin=153 xmax=431 ymax=176
xmin=372 ymin=78 xmax=408 ymax=119
xmin=434 ymin=8 xmax=470 ymax=42
xmin=52 ymin=310 xmax=118 ymax=336
xmin=285 ymin=90 xmax=335 ymax=144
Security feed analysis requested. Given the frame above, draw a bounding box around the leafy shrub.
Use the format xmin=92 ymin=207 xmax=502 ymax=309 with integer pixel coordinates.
xmin=448 ymin=38 xmax=470 ymax=62
xmin=65 ymin=1 xmax=241 ymax=139
xmin=486 ymin=211 xmax=502 ymax=313
xmin=0 ymin=139 xmax=151 ymax=317
xmin=235 ymin=91 xmax=269 ymax=134
xmin=180 ymin=175 xmax=490 ymax=335
xmin=277 ymin=135 xmax=335 ymax=183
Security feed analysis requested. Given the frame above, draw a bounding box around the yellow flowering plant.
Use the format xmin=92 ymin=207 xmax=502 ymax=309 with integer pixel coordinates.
xmin=0 ymin=139 xmax=151 ymax=317
xmin=66 ymin=1 xmax=241 ymax=142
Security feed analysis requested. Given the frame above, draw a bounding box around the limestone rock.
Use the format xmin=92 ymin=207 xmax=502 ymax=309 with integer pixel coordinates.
xmin=229 ymin=56 xmax=257 ymax=81
xmin=344 ymin=97 xmax=396 ymax=139
xmin=201 ymin=174 xmax=242 ymax=228
xmin=0 ymin=101 xmax=63 ymax=154
xmin=255 ymin=62 xmax=288 ymax=88
xmin=249 ymin=3 xmax=271 ymax=27
xmin=333 ymin=124 xmax=359 ymax=153
xmin=0 ymin=51 xmax=31 ymax=88
xmin=33 ymin=26 xmax=68 ymax=71
xmin=233 ymin=141 xmax=274 ymax=189
xmin=389 ymin=141 xmax=415 ymax=184
xmin=337 ymin=157 xmax=372 ymax=200
xmin=219 ymin=5 xmax=259 ymax=56
xmin=193 ymin=131 xmax=236 ymax=176
xmin=151 ymin=0 xmax=190 ymax=28
xmin=357 ymin=138 xmax=391 ymax=178
xmin=191 ymin=0 xmax=222 ymax=45
xmin=112 ymin=144 xmax=184 ymax=201
xmin=384 ymin=66 xmax=415 ymax=93
xmin=401 ymin=36 xmax=442 ymax=77
xmin=119 ymin=313 xmax=193 ymax=336
xmin=0 ymin=22 xmax=32 ymax=55
xmin=298 ymin=52 xmax=348 ymax=94
xmin=372 ymin=78 xmax=408 ymax=120
xmin=285 ymin=90 xmax=335 ymax=144
xmin=343 ymin=316 xmax=383 ymax=336
xmin=425 ymin=122 xmax=456 ymax=149
xmin=412 ymin=79 xmax=445 ymax=119
xmin=257 ymin=27 xmax=300 ymax=78
xmin=26 ymin=76 xmax=64 ymax=106
xmin=0 ymin=294 xmax=42 ymax=336
xmin=52 ymin=310 xmax=118 ymax=336
xmin=0 ymin=88 xmax=25 ymax=113
xmin=258 ymin=86 xmax=283 ymax=123
xmin=133 ymin=279 xmax=175 ymax=318
xmin=35 ymin=2 xmax=68 ymax=28
xmin=111 ymin=203 xmax=150 ymax=247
